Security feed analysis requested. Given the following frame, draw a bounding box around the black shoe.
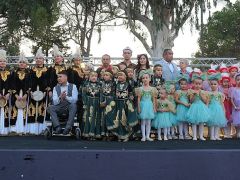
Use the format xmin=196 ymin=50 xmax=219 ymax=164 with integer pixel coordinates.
xmin=55 ymin=126 xmax=62 ymax=134
xmin=63 ymin=128 xmax=70 ymax=135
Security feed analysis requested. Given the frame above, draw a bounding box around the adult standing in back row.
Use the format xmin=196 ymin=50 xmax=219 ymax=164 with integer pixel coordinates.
xmin=155 ymin=49 xmax=179 ymax=81
xmin=118 ymin=47 xmax=136 ymax=69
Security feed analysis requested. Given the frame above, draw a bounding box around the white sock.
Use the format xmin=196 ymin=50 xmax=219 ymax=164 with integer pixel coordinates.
xmin=210 ymin=126 xmax=215 ymax=139
xmin=146 ymin=120 xmax=151 ymax=139
xmin=178 ymin=123 xmax=183 ymax=136
xmin=164 ymin=128 xmax=168 ymax=138
xmin=141 ymin=120 xmax=146 ymax=139
xmin=157 ymin=128 xmax=161 ymax=139
xmin=199 ymin=123 xmax=205 ymax=139
xmin=167 ymin=127 xmax=170 ymax=136
xmin=183 ymin=123 xmax=189 ymax=136
xmin=171 ymin=126 xmax=175 ymax=136
xmin=215 ymin=126 xmax=220 ymax=139
xmin=192 ymin=124 xmax=197 ymax=139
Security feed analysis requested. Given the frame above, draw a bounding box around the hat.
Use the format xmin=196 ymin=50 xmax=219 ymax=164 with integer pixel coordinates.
xmin=72 ymin=47 xmax=82 ymax=61
xmin=207 ymin=64 xmax=218 ymax=74
xmin=35 ymin=47 xmax=45 ymax=59
xmin=52 ymin=44 xmax=63 ymax=57
xmin=117 ymin=70 xmax=127 ymax=77
xmin=208 ymin=73 xmax=221 ymax=81
xmin=138 ymin=69 xmax=153 ymax=79
xmin=18 ymin=51 xmax=28 ymax=63
xmin=228 ymin=65 xmax=239 ymax=72
xmin=103 ymin=70 xmax=113 ymax=77
xmin=0 ymin=49 xmax=7 ymax=62
xmin=189 ymin=68 xmax=201 ymax=78
xmin=219 ymin=63 xmax=228 ymax=73
xmin=89 ymin=71 xmax=98 ymax=76
xmin=221 ymin=73 xmax=230 ymax=82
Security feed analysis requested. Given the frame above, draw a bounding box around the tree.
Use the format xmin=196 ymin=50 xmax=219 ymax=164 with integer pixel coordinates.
xmin=196 ymin=1 xmax=240 ymax=58
xmin=62 ymin=0 xmax=117 ymax=57
xmin=0 ymin=0 xmax=69 ymax=56
xmin=110 ymin=0 xmax=228 ymax=58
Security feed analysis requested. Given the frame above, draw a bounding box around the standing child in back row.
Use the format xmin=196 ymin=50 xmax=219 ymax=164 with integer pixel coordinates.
xmin=136 ymin=70 xmax=157 ymax=142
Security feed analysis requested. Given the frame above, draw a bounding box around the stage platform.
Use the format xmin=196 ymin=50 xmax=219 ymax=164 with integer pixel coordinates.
xmin=0 ymin=136 xmax=240 ymax=180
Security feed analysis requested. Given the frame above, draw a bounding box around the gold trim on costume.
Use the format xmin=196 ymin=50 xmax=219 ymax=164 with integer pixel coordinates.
xmin=32 ymin=67 xmax=47 ymax=78
xmin=0 ymin=70 xmax=10 ymax=82
xmin=17 ymin=71 xmax=26 ymax=80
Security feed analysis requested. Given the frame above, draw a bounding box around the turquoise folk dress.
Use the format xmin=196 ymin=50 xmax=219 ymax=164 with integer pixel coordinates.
xmin=168 ymin=95 xmax=177 ymax=125
xmin=176 ymin=90 xmax=190 ymax=122
xmin=137 ymin=87 xmax=157 ymax=121
xmin=105 ymin=81 xmax=138 ymax=140
xmin=186 ymin=90 xmax=210 ymax=124
xmin=208 ymin=92 xmax=227 ymax=127
xmin=152 ymin=99 xmax=173 ymax=129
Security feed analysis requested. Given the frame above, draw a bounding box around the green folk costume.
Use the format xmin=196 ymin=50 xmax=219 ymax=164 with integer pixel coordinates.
xmin=100 ymin=80 xmax=115 ymax=136
xmin=82 ymin=81 xmax=101 ymax=138
xmin=105 ymin=81 xmax=138 ymax=140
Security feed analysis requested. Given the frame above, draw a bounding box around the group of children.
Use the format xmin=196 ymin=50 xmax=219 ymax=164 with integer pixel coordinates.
xmin=80 ymin=59 xmax=240 ymax=142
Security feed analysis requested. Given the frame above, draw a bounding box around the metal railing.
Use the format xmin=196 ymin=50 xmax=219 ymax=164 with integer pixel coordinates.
xmin=5 ymin=56 xmax=239 ymax=68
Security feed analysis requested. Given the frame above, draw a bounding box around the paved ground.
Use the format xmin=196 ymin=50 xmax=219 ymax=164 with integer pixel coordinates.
xmin=1 ymin=136 xmax=240 ymax=150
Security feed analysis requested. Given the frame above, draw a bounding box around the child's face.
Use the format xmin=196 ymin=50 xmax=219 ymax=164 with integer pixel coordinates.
xmin=154 ymin=67 xmax=162 ymax=76
xmin=119 ymin=64 xmax=126 ymax=70
xmin=236 ymin=76 xmax=240 ymax=87
xmin=103 ymin=73 xmax=111 ymax=81
xmin=19 ymin=61 xmax=27 ymax=69
xmin=193 ymin=78 xmax=203 ymax=90
xmin=159 ymin=89 xmax=167 ymax=99
xmin=210 ymin=80 xmax=218 ymax=91
xmin=170 ymin=85 xmax=175 ymax=94
xmin=89 ymin=74 xmax=97 ymax=82
xmin=142 ymin=74 xmax=150 ymax=85
xmin=179 ymin=62 xmax=187 ymax=70
xmin=179 ymin=80 xmax=188 ymax=90
xmin=112 ymin=67 xmax=118 ymax=75
xmin=127 ymin=70 xmax=134 ymax=79
xmin=230 ymin=69 xmax=238 ymax=77
xmin=117 ymin=74 xmax=126 ymax=82
xmin=222 ymin=79 xmax=229 ymax=87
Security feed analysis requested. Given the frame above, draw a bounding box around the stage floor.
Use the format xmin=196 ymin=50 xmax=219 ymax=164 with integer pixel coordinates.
xmin=1 ymin=136 xmax=240 ymax=150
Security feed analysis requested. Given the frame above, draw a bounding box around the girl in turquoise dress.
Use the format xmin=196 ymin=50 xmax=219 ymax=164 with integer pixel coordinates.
xmin=175 ymin=75 xmax=191 ymax=140
xmin=152 ymin=88 xmax=174 ymax=141
xmin=187 ymin=74 xmax=210 ymax=141
xmin=208 ymin=73 xmax=227 ymax=140
xmin=136 ymin=69 xmax=157 ymax=142
xmin=166 ymin=82 xmax=177 ymax=139
xmin=105 ymin=71 xmax=138 ymax=142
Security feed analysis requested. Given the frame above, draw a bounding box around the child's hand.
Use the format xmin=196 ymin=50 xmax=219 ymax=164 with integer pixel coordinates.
xmin=184 ymin=103 xmax=191 ymax=107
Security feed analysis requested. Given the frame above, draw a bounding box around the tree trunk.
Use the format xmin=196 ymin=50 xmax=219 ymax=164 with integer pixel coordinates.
xmin=151 ymin=24 xmax=174 ymax=59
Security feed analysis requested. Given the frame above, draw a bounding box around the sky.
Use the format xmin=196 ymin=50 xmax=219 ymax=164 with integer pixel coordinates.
xmin=20 ymin=1 xmax=235 ymax=58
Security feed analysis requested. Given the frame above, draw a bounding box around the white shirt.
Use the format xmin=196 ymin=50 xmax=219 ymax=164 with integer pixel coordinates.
xmin=52 ymin=82 xmax=78 ymax=105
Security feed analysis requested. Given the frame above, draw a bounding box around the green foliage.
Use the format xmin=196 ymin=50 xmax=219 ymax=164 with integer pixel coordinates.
xmin=196 ymin=1 xmax=240 ymax=58
xmin=0 ymin=0 xmax=69 ymax=56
